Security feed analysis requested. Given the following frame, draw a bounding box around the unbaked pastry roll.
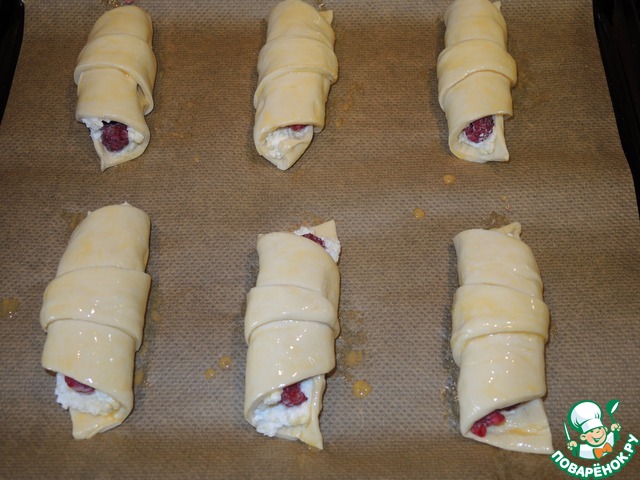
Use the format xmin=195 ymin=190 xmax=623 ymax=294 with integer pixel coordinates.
xmin=437 ymin=0 xmax=517 ymax=162
xmin=253 ymin=0 xmax=338 ymax=170
xmin=40 ymin=204 xmax=151 ymax=439
xmin=244 ymin=221 xmax=341 ymax=449
xmin=451 ymin=223 xmax=552 ymax=453
xmin=74 ymin=6 xmax=157 ymax=170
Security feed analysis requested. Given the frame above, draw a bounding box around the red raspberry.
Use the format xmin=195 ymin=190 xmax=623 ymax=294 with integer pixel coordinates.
xmin=64 ymin=376 xmax=95 ymax=394
xmin=470 ymin=407 xmax=508 ymax=437
xmin=463 ymin=116 xmax=494 ymax=143
xmin=289 ymin=124 xmax=308 ymax=132
xmin=280 ymin=382 xmax=308 ymax=407
xmin=302 ymin=233 xmax=325 ymax=248
xmin=101 ymin=122 xmax=130 ymax=152
xmin=486 ymin=411 xmax=506 ymax=426
xmin=470 ymin=422 xmax=487 ymax=437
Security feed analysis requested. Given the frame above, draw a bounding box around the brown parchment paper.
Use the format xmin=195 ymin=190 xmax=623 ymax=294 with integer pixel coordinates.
xmin=1 ymin=1 xmax=639 ymax=478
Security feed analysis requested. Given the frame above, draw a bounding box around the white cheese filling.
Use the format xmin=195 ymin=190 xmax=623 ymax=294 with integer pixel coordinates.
xmin=251 ymin=378 xmax=314 ymax=437
xmin=294 ymin=226 xmax=341 ymax=263
xmin=264 ymin=125 xmax=313 ymax=161
xmin=458 ymin=116 xmax=497 ymax=154
xmin=82 ymin=118 xmax=144 ymax=156
xmin=55 ymin=373 xmax=120 ymax=416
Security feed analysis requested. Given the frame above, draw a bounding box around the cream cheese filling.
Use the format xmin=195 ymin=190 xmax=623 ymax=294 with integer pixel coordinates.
xmin=251 ymin=377 xmax=314 ymax=437
xmin=294 ymin=226 xmax=341 ymax=263
xmin=264 ymin=125 xmax=313 ymax=161
xmin=55 ymin=372 xmax=120 ymax=417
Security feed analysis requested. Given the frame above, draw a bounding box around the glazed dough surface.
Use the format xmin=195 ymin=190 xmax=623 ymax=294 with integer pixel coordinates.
xmin=437 ymin=0 xmax=516 ymax=162
xmin=253 ymin=0 xmax=338 ymax=170
xmin=75 ymin=6 xmax=157 ymax=170
xmin=40 ymin=204 xmax=151 ymax=439
xmin=244 ymin=221 xmax=340 ymax=449
xmin=451 ymin=223 xmax=552 ymax=453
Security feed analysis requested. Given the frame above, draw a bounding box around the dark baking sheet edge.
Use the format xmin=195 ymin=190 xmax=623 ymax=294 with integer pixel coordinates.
xmin=594 ymin=0 xmax=640 ymax=214
xmin=0 ymin=0 xmax=23 ymax=125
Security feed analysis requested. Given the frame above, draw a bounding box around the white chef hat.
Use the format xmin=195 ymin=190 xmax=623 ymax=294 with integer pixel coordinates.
xmin=569 ymin=401 xmax=604 ymax=434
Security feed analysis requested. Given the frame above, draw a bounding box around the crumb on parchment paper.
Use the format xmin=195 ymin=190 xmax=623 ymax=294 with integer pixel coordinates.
xmin=102 ymin=0 xmax=135 ymax=7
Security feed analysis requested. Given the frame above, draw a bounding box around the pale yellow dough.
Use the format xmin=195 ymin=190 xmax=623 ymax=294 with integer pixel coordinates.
xmin=75 ymin=6 xmax=157 ymax=170
xmin=253 ymin=0 xmax=338 ymax=170
xmin=244 ymin=221 xmax=340 ymax=449
xmin=437 ymin=0 xmax=517 ymax=162
xmin=40 ymin=204 xmax=151 ymax=439
xmin=451 ymin=223 xmax=553 ymax=453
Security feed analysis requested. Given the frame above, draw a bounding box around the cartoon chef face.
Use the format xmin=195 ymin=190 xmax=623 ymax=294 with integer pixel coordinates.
xmin=569 ymin=401 xmax=606 ymax=438
xmin=581 ymin=426 xmax=609 ymax=447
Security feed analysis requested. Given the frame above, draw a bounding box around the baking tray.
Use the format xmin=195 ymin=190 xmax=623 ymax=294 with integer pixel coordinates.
xmin=1 ymin=1 xmax=639 ymax=479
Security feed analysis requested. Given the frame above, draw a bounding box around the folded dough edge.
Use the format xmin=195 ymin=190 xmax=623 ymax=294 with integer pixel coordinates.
xmin=253 ymin=0 xmax=338 ymax=170
xmin=74 ymin=6 xmax=157 ymax=170
xmin=451 ymin=222 xmax=553 ymax=453
xmin=244 ymin=221 xmax=340 ymax=449
xmin=41 ymin=204 xmax=151 ymax=439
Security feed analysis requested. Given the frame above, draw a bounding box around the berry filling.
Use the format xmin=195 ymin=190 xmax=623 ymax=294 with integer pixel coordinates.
xmin=289 ymin=124 xmax=308 ymax=132
xmin=280 ymin=382 xmax=307 ymax=407
xmin=302 ymin=233 xmax=326 ymax=248
xmin=470 ymin=407 xmax=511 ymax=437
xmin=64 ymin=376 xmax=95 ymax=394
xmin=101 ymin=122 xmax=130 ymax=152
xmin=463 ymin=116 xmax=494 ymax=143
